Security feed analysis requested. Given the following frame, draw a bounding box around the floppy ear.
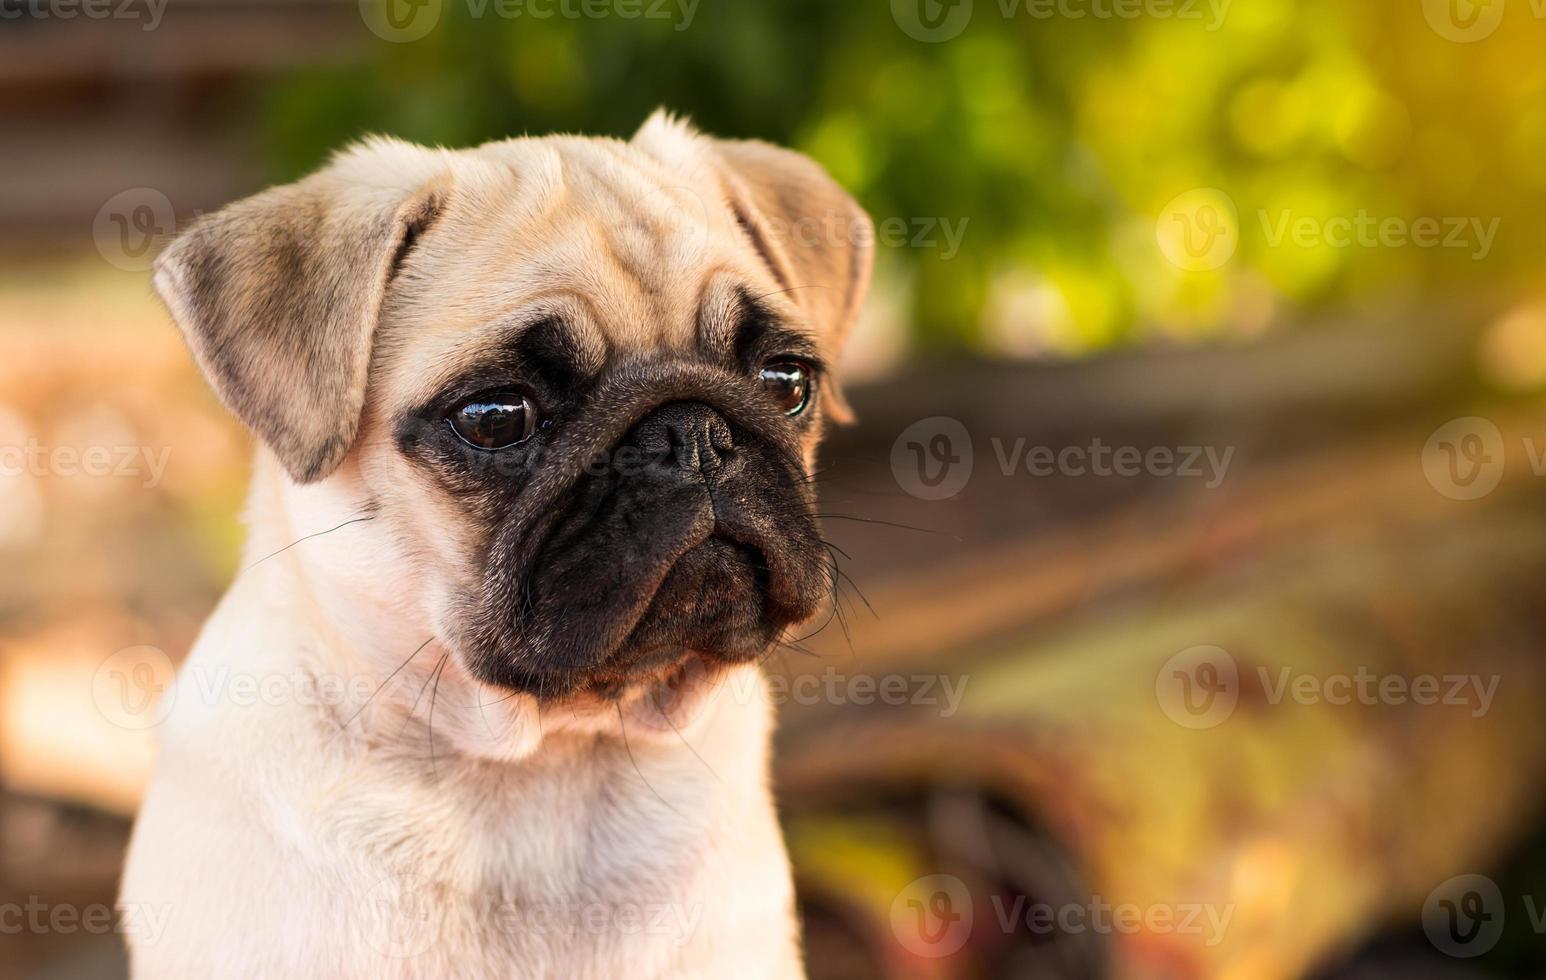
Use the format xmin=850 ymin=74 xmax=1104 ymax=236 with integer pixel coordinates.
xmin=708 ymin=138 xmax=874 ymax=423
xmin=154 ymin=140 xmax=448 ymax=483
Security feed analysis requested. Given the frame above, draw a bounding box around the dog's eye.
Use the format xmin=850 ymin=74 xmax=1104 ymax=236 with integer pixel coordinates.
xmin=759 ymin=360 xmax=813 ymax=417
xmin=446 ymin=391 xmax=539 ymax=450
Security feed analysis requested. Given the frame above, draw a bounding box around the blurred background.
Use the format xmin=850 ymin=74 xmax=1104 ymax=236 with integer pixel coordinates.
xmin=5 ymin=0 xmax=1546 ymax=977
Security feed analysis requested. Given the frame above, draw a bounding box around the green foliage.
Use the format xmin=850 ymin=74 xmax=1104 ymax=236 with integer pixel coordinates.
xmin=263 ymin=0 xmax=1544 ymax=355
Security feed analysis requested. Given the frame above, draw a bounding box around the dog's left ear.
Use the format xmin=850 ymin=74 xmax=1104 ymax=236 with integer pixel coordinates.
xmin=154 ymin=139 xmax=448 ymax=483
xmin=711 ymin=140 xmax=874 ymax=422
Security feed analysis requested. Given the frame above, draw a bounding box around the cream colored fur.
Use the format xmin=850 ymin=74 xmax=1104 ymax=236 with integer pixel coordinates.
xmin=119 ymin=112 xmax=873 ymax=979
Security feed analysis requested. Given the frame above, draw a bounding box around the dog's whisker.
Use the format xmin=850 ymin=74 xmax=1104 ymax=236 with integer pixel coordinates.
xmin=820 ymin=539 xmax=853 ymax=561
xmin=812 ymin=513 xmax=959 ymax=539
xmin=400 ymin=650 xmax=449 ymax=741
xmin=748 ymin=283 xmax=829 ymax=306
xmin=240 ymin=515 xmax=377 ymax=574
xmin=833 ymin=567 xmax=876 ymax=620
xmin=614 ymin=704 xmax=684 ymax=818
xmin=536 ymin=671 xmax=547 ymax=737
xmin=476 ymin=688 xmax=522 ymax=709
xmin=426 ymin=651 xmax=451 ymax=782
xmin=660 ymin=711 xmax=724 ymax=786
xmin=341 ymin=636 xmax=435 ymax=731
xmin=476 ymin=679 xmax=493 ymax=734
xmin=817 ymin=536 xmax=876 ymax=619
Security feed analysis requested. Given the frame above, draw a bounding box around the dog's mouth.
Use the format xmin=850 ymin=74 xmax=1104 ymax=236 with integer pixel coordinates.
xmin=492 ymin=534 xmax=783 ymax=701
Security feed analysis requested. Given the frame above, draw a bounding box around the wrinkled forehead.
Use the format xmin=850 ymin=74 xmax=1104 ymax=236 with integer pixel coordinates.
xmin=373 ymin=136 xmax=802 ymax=411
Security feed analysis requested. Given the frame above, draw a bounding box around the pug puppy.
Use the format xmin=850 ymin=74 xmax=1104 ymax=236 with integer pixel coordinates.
xmin=118 ymin=112 xmax=872 ymax=979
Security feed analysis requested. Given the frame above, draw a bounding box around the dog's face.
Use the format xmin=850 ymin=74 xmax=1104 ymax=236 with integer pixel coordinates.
xmin=155 ymin=114 xmax=872 ymax=714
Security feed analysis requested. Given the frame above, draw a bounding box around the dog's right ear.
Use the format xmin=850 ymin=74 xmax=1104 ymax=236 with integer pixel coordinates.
xmin=154 ymin=139 xmax=449 ymax=484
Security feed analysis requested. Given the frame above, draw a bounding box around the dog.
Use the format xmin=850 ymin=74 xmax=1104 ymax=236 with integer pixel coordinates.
xmin=118 ymin=111 xmax=873 ymax=978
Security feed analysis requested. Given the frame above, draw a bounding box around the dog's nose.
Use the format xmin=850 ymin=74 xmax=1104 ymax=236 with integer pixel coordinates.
xmin=632 ymin=402 xmax=735 ymax=476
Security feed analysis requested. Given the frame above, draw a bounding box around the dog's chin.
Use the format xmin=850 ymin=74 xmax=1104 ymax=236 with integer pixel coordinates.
xmin=589 ymin=649 xmax=739 ymax=733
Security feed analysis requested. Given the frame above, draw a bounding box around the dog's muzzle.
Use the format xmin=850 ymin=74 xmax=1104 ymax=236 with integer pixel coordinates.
xmin=475 ymin=386 xmax=829 ymax=700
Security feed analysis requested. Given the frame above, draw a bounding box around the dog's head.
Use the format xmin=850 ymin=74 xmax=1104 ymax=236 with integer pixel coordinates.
xmin=156 ymin=113 xmax=871 ymax=728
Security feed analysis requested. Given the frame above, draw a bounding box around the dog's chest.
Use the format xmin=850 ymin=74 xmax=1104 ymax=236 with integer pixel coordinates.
xmin=303 ymin=744 xmax=732 ymax=975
